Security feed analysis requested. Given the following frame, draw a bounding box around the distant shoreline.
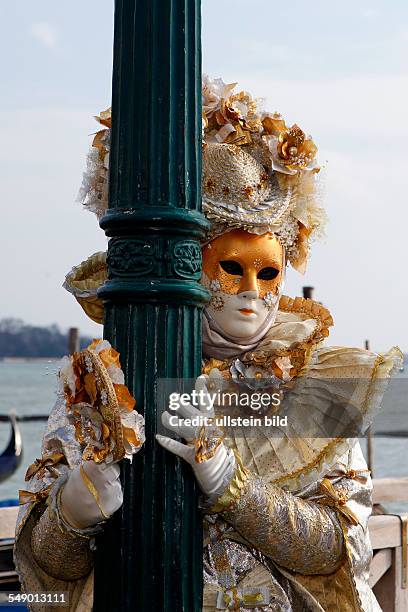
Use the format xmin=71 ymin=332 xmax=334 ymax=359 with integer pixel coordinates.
xmin=0 ymin=357 xmax=60 ymax=363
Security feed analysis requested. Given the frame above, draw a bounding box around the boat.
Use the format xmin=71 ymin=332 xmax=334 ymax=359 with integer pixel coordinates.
xmin=0 ymin=415 xmax=23 ymax=484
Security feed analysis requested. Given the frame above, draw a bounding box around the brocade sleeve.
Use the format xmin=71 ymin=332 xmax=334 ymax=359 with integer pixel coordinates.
xmin=31 ymin=507 xmax=94 ymax=581
xmin=221 ymin=473 xmax=345 ymax=575
xmin=208 ymin=450 xmax=347 ymax=575
xmin=30 ymin=474 xmax=101 ymax=581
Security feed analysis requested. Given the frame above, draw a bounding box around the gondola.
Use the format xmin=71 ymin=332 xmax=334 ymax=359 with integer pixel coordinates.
xmin=0 ymin=414 xmax=23 ymax=483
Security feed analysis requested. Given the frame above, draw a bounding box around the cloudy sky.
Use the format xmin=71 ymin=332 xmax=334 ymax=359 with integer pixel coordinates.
xmin=1 ymin=0 xmax=407 ymax=351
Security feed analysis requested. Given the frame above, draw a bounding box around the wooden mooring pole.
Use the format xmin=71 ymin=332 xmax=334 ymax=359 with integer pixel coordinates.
xmin=302 ymin=286 xmax=314 ymax=300
xmin=68 ymin=327 xmax=79 ymax=354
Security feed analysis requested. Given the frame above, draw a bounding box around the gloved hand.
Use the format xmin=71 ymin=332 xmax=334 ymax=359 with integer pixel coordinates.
xmin=156 ymin=375 xmax=235 ymax=498
xmin=60 ymin=460 xmax=123 ymax=529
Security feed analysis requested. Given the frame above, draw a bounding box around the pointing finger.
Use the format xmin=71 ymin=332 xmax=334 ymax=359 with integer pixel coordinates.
xmin=155 ymin=435 xmax=193 ymax=462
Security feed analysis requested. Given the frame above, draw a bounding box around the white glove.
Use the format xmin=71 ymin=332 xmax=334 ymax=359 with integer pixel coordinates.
xmin=156 ymin=435 xmax=234 ymax=498
xmin=60 ymin=460 xmax=123 ymax=529
xmin=156 ymin=375 xmax=235 ymax=498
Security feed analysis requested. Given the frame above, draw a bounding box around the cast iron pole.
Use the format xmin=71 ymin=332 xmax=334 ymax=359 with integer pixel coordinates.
xmin=95 ymin=1 xmax=208 ymax=610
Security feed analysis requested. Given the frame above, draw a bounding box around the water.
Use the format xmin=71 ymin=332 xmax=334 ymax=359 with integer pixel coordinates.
xmin=0 ymin=361 xmax=59 ymax=502
xmin=0 ymin=361 xmax=407 ymax=512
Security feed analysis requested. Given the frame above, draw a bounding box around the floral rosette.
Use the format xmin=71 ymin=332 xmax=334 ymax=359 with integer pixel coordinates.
xmin=59 ymin=339 xmax=145 ymax=463
xmin=201 ymin=75 xmax=319 ymax=177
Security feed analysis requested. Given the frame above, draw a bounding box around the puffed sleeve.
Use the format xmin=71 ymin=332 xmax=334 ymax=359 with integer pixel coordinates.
xmin=30 ymin=473 xmax=101 ymax=581
xmin=14 ymin=399 xmax=97 ymax=609
xmin=210 ymin=455 xmax=345 ymax=574
xmin=209 ymin=441 xmax=376 ymax=577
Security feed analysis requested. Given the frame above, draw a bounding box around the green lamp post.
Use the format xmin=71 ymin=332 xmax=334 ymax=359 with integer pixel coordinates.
xmin=94 ymin=1 xmax=209 ymax=610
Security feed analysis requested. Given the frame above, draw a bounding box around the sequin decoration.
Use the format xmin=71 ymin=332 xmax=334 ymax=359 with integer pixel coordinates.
xmin=211 ymin=295 xmax=225 ymax=311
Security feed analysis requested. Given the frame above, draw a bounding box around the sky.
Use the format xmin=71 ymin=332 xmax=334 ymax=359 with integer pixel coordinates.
xmin=1 ymin=0 xmax=407 ymax=352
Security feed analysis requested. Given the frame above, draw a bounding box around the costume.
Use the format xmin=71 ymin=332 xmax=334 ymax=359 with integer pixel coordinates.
xmin=14 ymin=77 xmax=401 ymax=611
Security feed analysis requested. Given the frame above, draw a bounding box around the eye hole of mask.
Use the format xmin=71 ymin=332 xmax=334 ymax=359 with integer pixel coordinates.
xmin=257 ymin=267 xmax=280 ymax=281
xmin=219 ymin=260 xmax=244 ymax=276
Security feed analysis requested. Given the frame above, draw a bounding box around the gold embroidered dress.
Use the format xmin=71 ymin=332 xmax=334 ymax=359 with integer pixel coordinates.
xmin=14 ymin=295 xmax=401 ymax=611
xmin=14 ymin=76 xmax=402 ymax=611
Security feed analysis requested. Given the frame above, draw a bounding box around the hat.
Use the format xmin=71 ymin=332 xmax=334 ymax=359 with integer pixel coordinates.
xmin=201 ymin=76 xmax=325 ymax=272
xmin=72 ymin=76 xmax=326 ymax=321
xmin=79 ymin=78 xmax=325 ymax=274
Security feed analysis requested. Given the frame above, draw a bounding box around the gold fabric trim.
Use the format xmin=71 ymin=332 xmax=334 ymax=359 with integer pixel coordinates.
xmin=246 ymin=295 xmax=334 ymax=373
xmin=270 ymin=349 xmax=395 ymax=490
xmin=278 ymin=295 xmax=333 ymax=331
xmin=63 ymin=252 xmax=106 ymax=324
xmin=80 ymin=464 xmax=109 ymax=520
xmin=19 ymin=485 xmax=52 ymax=506
xmin=24 ymin=452 xmax=66 ymax=481
xmin=203 ymin=296 xmax=334 ymax=378
xmin=208 ymin=449 xmax=250 ymax=514
xmin=319 ymin=478 xmax=360 ymax=526
xmin=337 ymin=514 xmax=364 ymax=611
xmin=194 ymin=427 xmax=225 ymax=463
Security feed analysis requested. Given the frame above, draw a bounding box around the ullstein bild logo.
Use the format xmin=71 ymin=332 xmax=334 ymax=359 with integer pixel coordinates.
xmin=166 ymin=414 xmax=289 ymax=428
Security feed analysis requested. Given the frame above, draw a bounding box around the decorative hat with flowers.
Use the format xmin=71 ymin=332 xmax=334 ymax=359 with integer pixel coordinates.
xmin=59 ymin=339 xmax=145 ymax=463
xmin=201 ymin=75 xmax=324 ymax=273
xmin=78 ymin=75 xmax=324 ymax=276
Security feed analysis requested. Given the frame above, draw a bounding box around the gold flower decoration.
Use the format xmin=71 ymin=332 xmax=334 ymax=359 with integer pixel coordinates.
xmin=203 ymin=84 xmax=261 ymax=146
xmin=262 ymin=114 xmax=318 ymax=175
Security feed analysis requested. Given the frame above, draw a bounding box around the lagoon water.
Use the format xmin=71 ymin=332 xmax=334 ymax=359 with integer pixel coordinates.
xmin=1 ymin=360 xmax=407 ymax=512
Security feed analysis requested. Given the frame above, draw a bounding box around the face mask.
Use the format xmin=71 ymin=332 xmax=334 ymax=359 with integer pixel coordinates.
xmin=202 ymin=229 xmax=285 ymax=340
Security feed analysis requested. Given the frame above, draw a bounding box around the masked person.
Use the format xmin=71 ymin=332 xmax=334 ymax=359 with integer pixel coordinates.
xmin=15 ymin=77 xmax=401 ymax=612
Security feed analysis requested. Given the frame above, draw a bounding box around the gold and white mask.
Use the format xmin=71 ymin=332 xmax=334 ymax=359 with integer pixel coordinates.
xmin=201 ymin=229 xmax=285 ymax=340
